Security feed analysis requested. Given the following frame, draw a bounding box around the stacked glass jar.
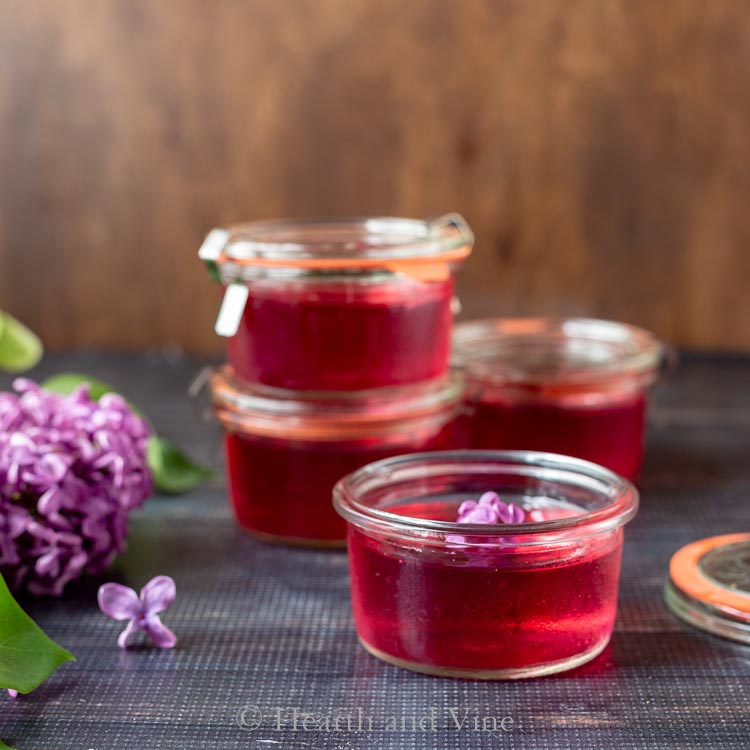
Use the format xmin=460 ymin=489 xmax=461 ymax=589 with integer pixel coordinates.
xmin=453 ymin=318 xmax=666 ymax=480
xmin=199 ymin=216 xmax=474 ymax=546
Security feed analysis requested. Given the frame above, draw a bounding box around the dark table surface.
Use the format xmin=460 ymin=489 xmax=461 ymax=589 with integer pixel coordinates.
xmin=1 ymin=350 xmax=749 ymax=749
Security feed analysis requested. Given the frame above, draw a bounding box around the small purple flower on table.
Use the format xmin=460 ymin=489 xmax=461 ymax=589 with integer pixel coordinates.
xmin=98 ymin=576 xmax=177 ymax=649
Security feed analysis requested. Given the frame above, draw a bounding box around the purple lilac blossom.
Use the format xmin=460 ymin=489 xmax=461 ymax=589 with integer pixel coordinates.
xmin=456 ymin=491 xmax=525 ymax=524
xmin=0 ymin=379 xmax=152 ymax=596
xmin=98 ymin=576 xmax=177 ymax=649
xmin=446 ymin=491 xmax=525 ymax=547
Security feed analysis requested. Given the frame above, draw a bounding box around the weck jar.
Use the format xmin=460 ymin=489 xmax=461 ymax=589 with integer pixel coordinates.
xmin=453 ymin=318 xmax=666 ymax=480
xmin=198 ymin=215 xmax=473 ymax=391
xmin=334 ymin=450 xmax=639 ymax=678
xmin=209 ymin=366 xmax=466 ymax=546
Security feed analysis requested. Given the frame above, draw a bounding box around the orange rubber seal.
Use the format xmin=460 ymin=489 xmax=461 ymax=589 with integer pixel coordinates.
xmin=213 ymin=244 xmax=471 ymax=270
xmin=209 ymin=367 xmax=464 ymax=442
xmin=199 ymin=216 xmax=474 ymax=284
xmin=669 ymin=533 xmax=750 ymax=615
xmin=215 ymin=246 xmax=471 ymax=282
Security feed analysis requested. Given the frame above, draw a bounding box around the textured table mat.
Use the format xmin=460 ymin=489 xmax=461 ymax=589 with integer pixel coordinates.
xmin=1 ymin=351 xmax=749 ymax=749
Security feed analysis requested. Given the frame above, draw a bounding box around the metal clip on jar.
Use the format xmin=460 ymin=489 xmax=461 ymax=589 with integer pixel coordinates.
xmin=453 ymin=318 xmax=666 ymax=480
xmin=209 ymin=367 xmax=466 ymax=546
xmin=199 ymin=216 xmax=473 ymax=391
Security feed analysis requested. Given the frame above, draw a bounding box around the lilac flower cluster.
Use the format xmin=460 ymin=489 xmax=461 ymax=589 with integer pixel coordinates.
xmin=0 ymin=379 xmax=152 ymax=596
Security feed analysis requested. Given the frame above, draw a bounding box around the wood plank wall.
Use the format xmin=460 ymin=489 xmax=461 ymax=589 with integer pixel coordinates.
xmin=1 ymin=0 xmax=749 ymax=353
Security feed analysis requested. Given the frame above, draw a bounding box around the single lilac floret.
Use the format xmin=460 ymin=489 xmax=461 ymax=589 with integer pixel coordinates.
xmin=456 ymin=491 xmax=525 ymax=524
xmin=98 ymin=576 xmax=177 ymax=649
xmin=446 ymin=491 xmax=526 ymax=548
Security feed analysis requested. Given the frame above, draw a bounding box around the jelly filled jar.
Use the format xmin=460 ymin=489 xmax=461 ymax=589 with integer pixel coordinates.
xmin=199 ymin=215 xmax=473 ymax=391
xmin=453 ymin=318 xmax=666 ymax=480
xmin=334 ymin=450 xmax=639 ymax=679
xmin=209 ymin=367 xmax=466 ymax=546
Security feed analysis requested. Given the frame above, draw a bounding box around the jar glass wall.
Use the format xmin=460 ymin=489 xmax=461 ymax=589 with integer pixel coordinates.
xmin=210 ymin=368 xmax=466 ymax=546
xmin=453 ymin=318 xmax=665 ymax=479
xmin=200 ymin=216 xmax=473 ymax=390
xmin=334 ymin=450 xmax=638 ymax=678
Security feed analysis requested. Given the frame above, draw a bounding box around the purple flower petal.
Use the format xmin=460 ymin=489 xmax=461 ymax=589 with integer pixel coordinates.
xmin=457 ymin=504 xmax=498 ymax=524
xmin=117 ymin=619 xmax=137 ymax=649
xmin=477 ymin=491 xmax=501 ymax=506
xmin=500 ymin=503 xmax=525 ymax=524
xmin=98 ymin=583 xmax=141 ymax=620
xmin=36 ymin=453 xmax=69 ymax=483
xmin=143 ymin=615 xmax=177 ymax=649
xmin=35 ymin=549 xmax=62 ymax=578
xmin=11 ymin=378 xmax=37 ymax=394
xmin=37 ymin=486 xmax=64 ymax=517
xmin=140 ymin=575 xmax=176 ymax=615
xmin=457 ymin=500 xmax=477 ymax=516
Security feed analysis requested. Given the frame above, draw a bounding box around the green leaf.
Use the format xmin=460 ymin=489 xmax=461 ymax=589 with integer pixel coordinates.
xmin=147 ymin=436 xmax=213 ymax=494
xmin=0 ymin=575 xmax=75 ymax=694
xmin=0 ymin=312 xmax=42 ymax=374
xmin=40 ymin=373 xmax=118 ymax=404
xmin=41 ymin=374 xmax=211 ymax=495
xmin=0 ymin=739 xmax=18 ymax=749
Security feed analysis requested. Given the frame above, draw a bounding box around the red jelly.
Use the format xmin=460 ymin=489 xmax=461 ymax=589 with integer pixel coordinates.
xmin=334 ymin=451 xmax=638 ymax=679
xmin=454 ymin=319 xmax=665 ymax=480
xmin=227 ymin=276 xmax=453 ymax=391
xmin=467 ymin=393 xmax=646 ymax=479
xmin=210 ymin=367 xmax=466 ymax=546
xmin=199 ymin=216 xmax=473 ymax=390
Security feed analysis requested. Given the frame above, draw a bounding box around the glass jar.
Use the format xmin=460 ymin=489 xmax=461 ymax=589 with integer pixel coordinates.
xmin=453 ymin=318 xmax=666 ymax=479
xmin=334 ymin=451 xmax=638 ymax=679
xmin=665 ymin=533 xmax=750 ymax=644
xmin=199 ymin=215 xmax=473 ymax=391
xmin=209 ymin=367 xmax=466 ymax=546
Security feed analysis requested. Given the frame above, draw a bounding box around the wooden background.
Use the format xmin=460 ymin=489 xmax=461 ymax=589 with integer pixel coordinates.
xmin=1 ymin=0 xmax=749 ymax=353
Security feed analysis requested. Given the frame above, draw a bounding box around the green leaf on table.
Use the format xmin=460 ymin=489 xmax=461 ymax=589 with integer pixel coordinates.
xmin=40 ymin=372 xmax=118 ymax=403
xmin=0 ymin=574 xmax=75 ymax=694
xmin=148 ymin=436 xmax=213 ymax=494
xmin=0 ymin=312 xmax=42 ymax=374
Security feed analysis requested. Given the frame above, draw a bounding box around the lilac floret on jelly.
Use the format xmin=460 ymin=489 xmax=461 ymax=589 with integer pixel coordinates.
xmin=456 ymin=491 xmax=525 ymax=525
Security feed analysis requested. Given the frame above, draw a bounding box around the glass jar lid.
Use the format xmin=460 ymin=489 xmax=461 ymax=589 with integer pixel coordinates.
xmin=453 ymin=318 xmax=666 ymax=391
xmin=199 ymin=214 xmax=473 ymax=283
xmin=209 ymin=366 xmax=464 ymax=441
xmin=665 ymin=533 xmax=750 ymax=644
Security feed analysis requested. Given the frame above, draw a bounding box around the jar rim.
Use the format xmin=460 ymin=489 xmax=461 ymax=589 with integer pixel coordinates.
xmin=333 ymin=450 xmax=639 ymax=543
xmin=210 ymin=367 xmax=464 ymax=441
xmin=199 ymin=215 xmax=473 ymax=278
xmin=453 ymin=317 xmax=666 ymax=388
